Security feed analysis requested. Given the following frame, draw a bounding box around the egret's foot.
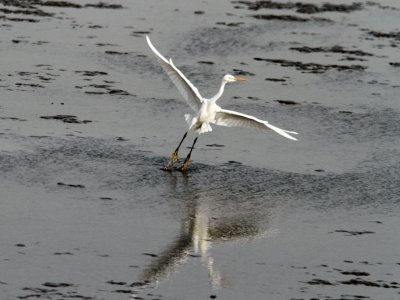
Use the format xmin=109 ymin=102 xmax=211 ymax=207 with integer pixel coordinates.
xmin=170 ymin=150 xmax=179 ymax=163
xmin=162 ymin=164 xmax=173 ymax=171
xmin=178 ymin=157 xmax=191 ymax=172
xmin=163 ymin=160 xmax=175 ymax=171
xmin=162 ymin=150 xmax=179 ymax=171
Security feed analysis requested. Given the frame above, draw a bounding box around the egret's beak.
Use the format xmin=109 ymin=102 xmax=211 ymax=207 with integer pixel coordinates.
xmin=234 ymin=76 xmax=247 ymax=81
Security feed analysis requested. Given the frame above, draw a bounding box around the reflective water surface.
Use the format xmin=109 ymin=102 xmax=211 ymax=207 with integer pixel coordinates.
xmin=0 ymin=0 xmax=400 ymax=299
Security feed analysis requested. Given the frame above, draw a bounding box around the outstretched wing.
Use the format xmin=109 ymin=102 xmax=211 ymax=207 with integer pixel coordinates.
xmin=215 ymin=109 xmax=298 ymax=140
xmin=146 ymin=36 xmax=203 ymax=112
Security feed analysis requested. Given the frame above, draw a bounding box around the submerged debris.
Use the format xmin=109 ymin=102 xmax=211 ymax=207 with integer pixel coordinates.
xmin=333 ymin=229 xmax=375 ymax=236
xmin=252 ymin=14 xmax=309 ymax=22
xmin=85 ymin=2 xmax=123 ymax=9
xmin=341 ymin=270 xmax=370 ymax=276
xmin=232 ymin=68 xmax=255 ymax=76
xmin=197 ymin=61 xmax=215 ymax=65
xmin=368 ymin=31 xmax=400 ymax=39
xmin=275 ymin=99 xmax=299 ymax=105
xmin=42 ymin=282 xmax=74 ymax=288
xmin=254 ymin=57 xmax=367 ymax=73
xmin=290 ymin=45 xmax=373 ymax=57
xmin=57 ymin=182 xmax=86 ymax=188
xmin=75 ymin=70 xmax=108 ymax=76
xmin=0 ymin=0 xmax=124 ymax=23
xmin=40 ymin=115 xmax=92 ymax=124
xmin=306 ymin=278 xmax=335 ymax=285
xmin=234 ymin=1 xmax=363 ymax=14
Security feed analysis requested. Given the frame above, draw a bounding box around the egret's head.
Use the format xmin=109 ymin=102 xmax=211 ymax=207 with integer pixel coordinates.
xmin=223 ymin=74 xmax=247 ymax=83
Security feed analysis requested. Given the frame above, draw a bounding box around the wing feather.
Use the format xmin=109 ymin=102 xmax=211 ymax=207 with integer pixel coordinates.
xmin=146 ymin=36 xmax=203 ymax=112
xmin=215 ymin=109 xmax=298 ymax=141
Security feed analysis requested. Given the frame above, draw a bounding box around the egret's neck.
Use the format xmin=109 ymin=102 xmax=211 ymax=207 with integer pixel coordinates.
xmin=210 ymin=80 xmax=227 ymax=102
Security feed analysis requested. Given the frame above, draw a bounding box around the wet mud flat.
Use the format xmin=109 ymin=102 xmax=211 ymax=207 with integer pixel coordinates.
xmin=1 ymin=0 xmax=400 ymax=300
xmin=1 ymin=137 xmax=400 ymax=300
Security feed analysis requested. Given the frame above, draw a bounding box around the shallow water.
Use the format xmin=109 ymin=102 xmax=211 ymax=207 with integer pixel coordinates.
xmin=0 ymin=1 xmax=400 ymax=299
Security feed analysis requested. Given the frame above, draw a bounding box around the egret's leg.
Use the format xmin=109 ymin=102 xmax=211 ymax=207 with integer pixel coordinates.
xmin=163 ymin=131 xmax=188 ymax=170
xmin=179 ymin=136 xmax=198 ymax=172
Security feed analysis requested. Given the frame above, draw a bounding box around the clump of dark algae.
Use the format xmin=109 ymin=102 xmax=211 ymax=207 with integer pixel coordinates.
xmin=233 ymin=1 xmax=363 ymax=14
xmin=40 ymin=115 xmax=92 ymax=124
xmin=290 ymin=45 xmax=373 ymax=57
xmin=254 ymin=57 xmax=367 ymax=74
xmin=0 ymin=0 xmax=124 ymax=23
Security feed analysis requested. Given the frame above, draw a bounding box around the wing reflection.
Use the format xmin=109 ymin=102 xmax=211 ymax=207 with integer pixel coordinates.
xmin=131 ymin=172 xmax=283 ymax=298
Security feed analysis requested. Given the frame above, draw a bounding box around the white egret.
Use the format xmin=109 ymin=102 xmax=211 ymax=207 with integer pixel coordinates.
xmin=146 ymin=36 xmax=298 ymax=172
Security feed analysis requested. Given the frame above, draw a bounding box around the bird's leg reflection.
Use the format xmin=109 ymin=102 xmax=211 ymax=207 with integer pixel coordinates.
xmin=131 ymin=181 xmax=280 ymax=298
xmin=179 ymin=136 xmax=198 ymax=172
xmin=164 ymin=131 xmax=188 ymax=171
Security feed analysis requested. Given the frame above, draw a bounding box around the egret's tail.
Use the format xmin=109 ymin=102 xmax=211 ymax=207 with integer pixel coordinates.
xmin=185 ymin=114 xmax=212 ymax=134
xmin=198 ymin=122 xmax=212 ymax=134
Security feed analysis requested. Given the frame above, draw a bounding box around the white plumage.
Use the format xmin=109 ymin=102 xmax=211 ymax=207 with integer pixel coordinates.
xmin=146 ymin=36 xmax=298 ymax=171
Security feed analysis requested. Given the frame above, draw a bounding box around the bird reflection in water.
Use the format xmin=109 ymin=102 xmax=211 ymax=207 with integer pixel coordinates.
xmin=131 ymin=172 xmax=283 ymax=298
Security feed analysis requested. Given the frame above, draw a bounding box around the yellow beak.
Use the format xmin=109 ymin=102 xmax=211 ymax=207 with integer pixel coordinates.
xmin=234 ymin=76 xmax=247 ymax=81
